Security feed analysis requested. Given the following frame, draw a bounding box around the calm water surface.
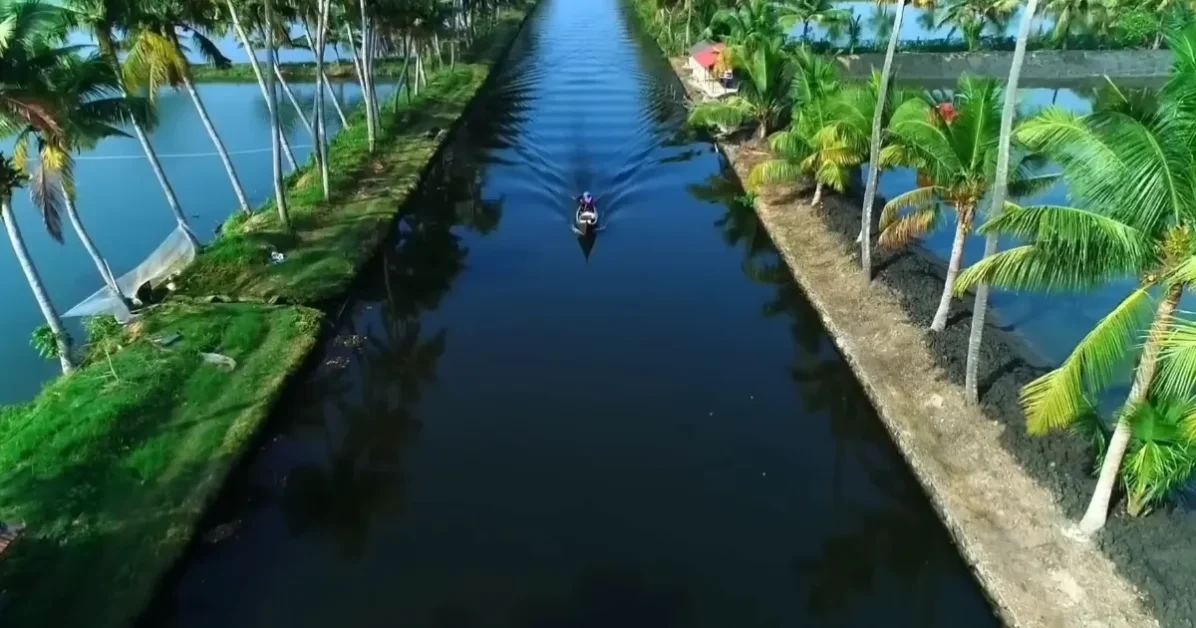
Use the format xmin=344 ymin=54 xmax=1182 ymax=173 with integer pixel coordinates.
xmin=141 ymin=1 xmax=997 ymax=626
xmin=0 ymin=81 xmax=393 ymax=404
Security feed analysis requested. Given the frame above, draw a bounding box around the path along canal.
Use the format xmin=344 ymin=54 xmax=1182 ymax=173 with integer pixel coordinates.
xmin=142 ymin=1 xmax=999 ymax=626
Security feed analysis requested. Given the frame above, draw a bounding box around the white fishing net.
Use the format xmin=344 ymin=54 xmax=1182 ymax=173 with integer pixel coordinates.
xmin=63 ymin=224 xmax=197 ymax=323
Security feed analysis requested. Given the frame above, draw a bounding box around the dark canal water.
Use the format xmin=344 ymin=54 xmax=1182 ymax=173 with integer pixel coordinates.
xmin=142 ymin=1 xmax=999 ymax=626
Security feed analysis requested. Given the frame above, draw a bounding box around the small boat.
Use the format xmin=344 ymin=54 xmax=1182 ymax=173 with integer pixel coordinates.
xmin=574 ymin=202 xmax=598 ymax=237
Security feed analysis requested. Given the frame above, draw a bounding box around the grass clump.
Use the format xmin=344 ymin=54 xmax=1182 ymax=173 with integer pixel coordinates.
xmin=0 ymin=302 xmax=323 ymax=628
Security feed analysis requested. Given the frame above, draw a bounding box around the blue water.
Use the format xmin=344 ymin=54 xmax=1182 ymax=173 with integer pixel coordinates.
xmin=0 ymin=80 xmax=393 ymax=404
xmin=139 ymin=1 xmax=998 ymax=625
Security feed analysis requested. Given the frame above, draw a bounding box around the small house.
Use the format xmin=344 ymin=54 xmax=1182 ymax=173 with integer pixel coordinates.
xmin=687 ymin=41 xmax=738 ymax=99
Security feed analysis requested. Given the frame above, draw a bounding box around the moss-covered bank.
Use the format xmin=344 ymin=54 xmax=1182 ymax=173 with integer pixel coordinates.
xmin=0 ymin=9 xmax=530 ymax=628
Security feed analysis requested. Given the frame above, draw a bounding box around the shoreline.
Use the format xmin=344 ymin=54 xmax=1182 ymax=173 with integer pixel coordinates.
xmin=0 ymin=10 xmax=533 ymax=628
xmin=835 ymin=49 xmax=1173 ymax=83
xmin=669 ymin=57 xmax=1165 ymax=628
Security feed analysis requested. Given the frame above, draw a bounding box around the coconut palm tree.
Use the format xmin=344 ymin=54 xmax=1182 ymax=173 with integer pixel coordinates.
xmin=66 ymin=0 xmax=200 ymax=247
xmin=702 ymin=0 xmax=785 ymax=46
xmin=937 ymin=0 xmax=1018 ymax=50
xmin=775 ymin=0 xmax=852 ymax=42
xmin=265 ymin=0 xmax=289 ymax=227
xmin=1041 ymin=0 xmax=1108 ymax=48
xmin=953 ymin=26 xmax=1196 ymax=533
xmin=0 ymin=0 xmax=77 ymax=373
xmin=687 ymin=37 xmax=795 ymax=139
xmin=826 ymin=72 xmax=916 ymax=244
xmin=877 ymin=76 xmax=1054 ymax=332
xmin=14 ymin=52 xmax=156 ymax=310
xmin=222 ymin=0 xmax=299 ymax=170
xmin=963 ymin=0 xmax=1040 ymax=404
xmin=129 ymin=0 xmax=253 ymax=215
xmin=859 ymin=0 xmax=915 ymax=281
xmin=748 ymin=49 xmax=857 ymax=207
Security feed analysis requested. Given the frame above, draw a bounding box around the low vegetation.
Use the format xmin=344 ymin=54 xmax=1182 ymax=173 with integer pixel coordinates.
xmin=0 ymin=303 xmax=323 ymax=628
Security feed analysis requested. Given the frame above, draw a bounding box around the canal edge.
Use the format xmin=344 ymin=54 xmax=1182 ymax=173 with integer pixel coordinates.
xmin=663 ymin=62 xmax=1161 ymax=628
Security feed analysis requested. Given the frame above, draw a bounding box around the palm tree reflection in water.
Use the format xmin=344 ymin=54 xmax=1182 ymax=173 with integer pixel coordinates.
xmin=689 ymin=168 xmax=985 ymax=627
xmin=280 ymin=143 xmax=503 ymax=555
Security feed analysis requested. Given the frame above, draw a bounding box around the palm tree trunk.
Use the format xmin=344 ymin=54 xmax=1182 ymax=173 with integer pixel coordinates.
xmin=273 ymin=61 xmax=315 ymax=137
xmin=95 ymin=29 xmax=199 ymax=246
xmin=345 ymin=23 xmax=365 ymax=87
xmin=1079 ymin=284 xmax=1183 ymax=534
xmin=3 ymin=197 xmax=74 ymax=374
xmin=931 ymin=212 xmax=968 ymax=332
xmin=225 ymin=0 xmax=299 ymax=170
xmin=182 ymin=75 xmax=251 ymax=214
xmin=964 ymin=0 xmax=1038 ymax=403
xmin=811 ymin=181 xmax=824 ymax=207
xmin=861 ymin=0 xmax=906 ymax=280
xmin=314 ymin=0 xmax=331 ymax=201
xmin=393 ymin=38 xmax=413 ymax=108
xmin=128 ymin=114 xmax=200 ymax=247
xmin=305 ymin=31 xmax=351 ymax=127
xmin=62 ymin=184 xmax=129 ymax=305
xmin=356 ymin=2 xmax=377 ymax=153
xmin=686 ymin=0 xmax=693 ymax=46
xmin=265 ymin=0 xmax=290 ymax=229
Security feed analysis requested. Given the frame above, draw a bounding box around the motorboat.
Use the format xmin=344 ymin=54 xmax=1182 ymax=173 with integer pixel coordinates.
xmin=574 ymin=202 xmax=598 ymax=237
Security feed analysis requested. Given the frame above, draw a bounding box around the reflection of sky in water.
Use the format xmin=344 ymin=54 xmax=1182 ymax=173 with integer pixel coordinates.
xmin=794 ymin=2 xmax=1058 ymax=45
xmin=874 ymin=87 xmax=1142 ymax=379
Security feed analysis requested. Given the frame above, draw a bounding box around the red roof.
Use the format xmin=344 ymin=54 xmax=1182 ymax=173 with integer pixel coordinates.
xmin=692 ymin=43 xmax=726 ymax=70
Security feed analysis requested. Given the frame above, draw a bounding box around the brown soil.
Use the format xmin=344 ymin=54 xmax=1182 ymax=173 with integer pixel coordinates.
xmin=669 ymin=57 xmax=1165 ymax=628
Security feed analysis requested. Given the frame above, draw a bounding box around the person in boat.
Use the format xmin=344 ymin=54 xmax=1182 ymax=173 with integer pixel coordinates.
xmin=578 ymin=191 xmax=596 ymax=212
xmin=576 ymin=191 xmax=597 ymax=225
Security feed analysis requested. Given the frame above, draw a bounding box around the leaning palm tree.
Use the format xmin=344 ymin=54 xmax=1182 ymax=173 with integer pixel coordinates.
xmin=953 ymin=26 xmax=1196 ymax=533
xmin=687 ymin=37 xmax=795 ymax=139
xmin=877 ymin=75 xmax=1054 ymax=332
xmin=963 ymin=0 xmax=1040 ymax=404
xmin=748 ymin=49 xmax=857 ymax=207
xmin=14 ymin=52 xmax=156 ymax=309
xmin=0 ymin=0 xmax=79 ymax=373
xmin=66 ymin=0 xmax=200 ymax=246
xmin=128 ymin=0 xmax=253 ymax=214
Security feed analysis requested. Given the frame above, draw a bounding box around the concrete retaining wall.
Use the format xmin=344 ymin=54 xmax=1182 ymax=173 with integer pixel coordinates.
xmin=834 ymin=49 xmax=1173 ymax=83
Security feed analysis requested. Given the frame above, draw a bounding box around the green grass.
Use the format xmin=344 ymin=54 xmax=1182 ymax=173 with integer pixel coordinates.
xmin=190 ymin=58 xmax=408 ymax=84
xmin=178 ymin=13 xmax=525 ymax=304
xmin=0 ymin=303 xmax=323 ymax=628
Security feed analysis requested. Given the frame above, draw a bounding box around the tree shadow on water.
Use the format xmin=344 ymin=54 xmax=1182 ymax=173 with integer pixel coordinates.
xmin=428 ymin=565 xmax=695 ymax=628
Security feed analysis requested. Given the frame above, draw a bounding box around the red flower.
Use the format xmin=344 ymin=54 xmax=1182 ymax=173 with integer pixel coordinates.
xmin=937 ymin=102 xmax=957 ymax=124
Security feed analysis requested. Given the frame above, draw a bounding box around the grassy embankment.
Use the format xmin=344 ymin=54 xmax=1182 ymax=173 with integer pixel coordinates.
xmin=0 ymin=10 xmax=526 ymax=628
xmin=191 ymin=58 xmax=407 ymax=83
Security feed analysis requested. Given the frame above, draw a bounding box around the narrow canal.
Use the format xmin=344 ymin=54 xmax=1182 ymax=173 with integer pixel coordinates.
xmin=143 ymin=1 xmax=999 ymax=626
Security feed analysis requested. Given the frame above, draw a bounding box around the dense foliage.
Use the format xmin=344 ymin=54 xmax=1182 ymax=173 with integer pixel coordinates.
xmin=664 ymin=0 xmax=1196 ymax=533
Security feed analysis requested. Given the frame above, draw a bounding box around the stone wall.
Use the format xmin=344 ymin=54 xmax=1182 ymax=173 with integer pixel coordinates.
xmin=834 ymin=49 xmax=1173 ymax=83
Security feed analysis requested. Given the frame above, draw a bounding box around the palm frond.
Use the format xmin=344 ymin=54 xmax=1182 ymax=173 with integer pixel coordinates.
xmin=190 ymin=30 xmax=232 ymax=69
xmin=976 ymin=202 xmax=1152 ymax=276
xmin=748 ymin=158 xmax=805 ymax=190
xmin=122 ymin=29 xmax=189 ymax=96
xmin=878 ymin=206 xmax=941 ymax=249
xmin=878 ymin=186 xmax=942 ymax=229
xmin=1020 ymin=288 xmax=1155 ymax=435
